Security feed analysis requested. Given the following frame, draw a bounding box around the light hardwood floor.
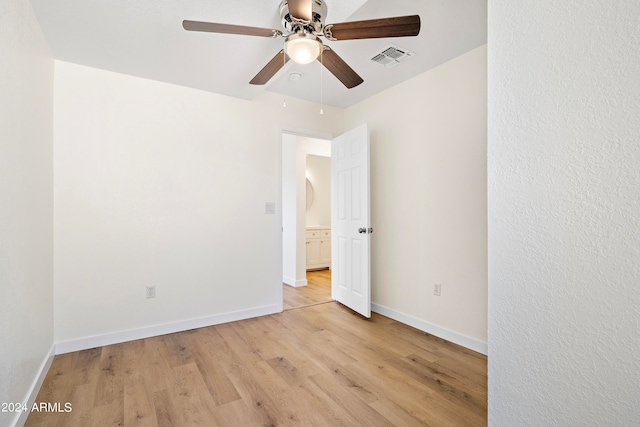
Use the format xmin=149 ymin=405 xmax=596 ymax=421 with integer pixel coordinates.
xmin=283 ymin=269 xmax=332 ymax=310
xmin=26 ymin=295 xmax=487 ymax=426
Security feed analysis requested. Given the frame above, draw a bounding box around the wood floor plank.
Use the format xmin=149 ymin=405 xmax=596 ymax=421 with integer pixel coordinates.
xmin=291 ymin=328 xmax=360 ymax=374
xmin=225 ymin=362 xmax=287 ymax=427
xmin=265 ymin=356 xmax=304 ymax=387
xmin=213 ymin=399 xmax=266 ymax=427
xmin=124 ymin=370 xmax=158 ymax=427
xmin=119 ymin=340 xmax=157 ymax=427
xmin=74 ymin=347 xmax=102 ymax=385
xmin=139 ymin=337 xmax=178 ymax=394
xmin=308 ymin=372 xmax=395 ymax=427
xmin=93 ymin=344 xmax=123 ymax=407
xmin=194 ymin=326 xmax=243 ymax=370
xmin=168 ymin=363 xmax=223 ymax=426
xmin=267 ymin=311 xmax=360 ymax=370
xmin=347 ymin=359 xmax=471 ymax=426
xmin=385 ymin=354 xmax=487 ymax=419
xmin=297 ymin=380 xmax=366 ymax=426
xmin=25 ymin=352 xmax=79 ymax=426
xmin=89 ymin=399 xmax=124 ymax=426
xmin=183 ymin=332 xmax=242 ymax=406
xmin=283 ymin=269 xmax=332 ymax=310
xmin=369 ymin=396 xmax=433 ymax=427
xmin=242 ymin=359 xmax=311 ymax=425
xmin=332 ymin=311 xmax=445 ymax=360
xmin=161 ymin=332 xmax=196 ymax=367
xmin=63 ymin=382 xmax=96 ymax=427
xmin=342 ymin=355 xmax=440 ymax=414
xmin=152 ymin=388 xmax=181 ymax=427
xmin=214 ymin=322 xmax=264 ymax=366
xmin=25 ymin=301 xmax=487 ymax=426
xmin=383 ymin=320 xmax=487 ymax=374
xmin=229 ymin=317 xmax=285 ymax=362
xmin=325 ymin=362 xmax=380 ymax=404
xmin=404 ymin=353 xmax=488 ymax=399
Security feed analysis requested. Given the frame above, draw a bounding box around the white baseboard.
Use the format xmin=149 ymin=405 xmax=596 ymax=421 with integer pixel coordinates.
xmin=13 ymin=344 xmax=55 ymax=427
xmin=55 ymin=304 xmax=280 ymax=355
xmin=283 ymin=276 xmax=308 ymax=287
xmin=371 ymin=303 xmax=488 ymax=355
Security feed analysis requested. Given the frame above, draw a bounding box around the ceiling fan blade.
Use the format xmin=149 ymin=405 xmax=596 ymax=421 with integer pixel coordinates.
xmin=288 ymin=0 xmax=312 ymax=21
xmin=250 ymin=50 xmax=290 ymax=85
xmin=318 ymin=47 xmax=363 ymax=89
xmin=182 ymin=20 xmax=282 ymax=38
xmin=325 ymin=15 xmax=421 ymax=41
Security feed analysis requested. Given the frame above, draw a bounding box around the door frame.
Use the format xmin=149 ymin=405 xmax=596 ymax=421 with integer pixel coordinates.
xmin=276 ymin=126 xmax=335 ymax=312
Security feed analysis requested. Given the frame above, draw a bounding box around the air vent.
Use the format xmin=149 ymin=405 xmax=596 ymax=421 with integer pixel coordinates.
xmin=370 ymin=44 xmax=415 ymax=68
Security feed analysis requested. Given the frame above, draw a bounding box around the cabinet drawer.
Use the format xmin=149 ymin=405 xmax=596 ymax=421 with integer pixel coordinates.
xmin=306 ymin=229 xmax=330 ymax=239
xmin=306 ymin=230 xmax=320 ymax=239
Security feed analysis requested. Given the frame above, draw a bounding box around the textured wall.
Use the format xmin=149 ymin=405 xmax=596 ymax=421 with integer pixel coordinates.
xmin=488 ymin=1 xmax=640 ymax=425
xmin=0 ymin=0 xmax=54 ymax=425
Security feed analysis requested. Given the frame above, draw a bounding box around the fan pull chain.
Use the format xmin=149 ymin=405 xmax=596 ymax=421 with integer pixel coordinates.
xmin=319 ymin=47 xmax=324 ymax=115
xmin=282 ymin=50 xmax=287 ymax=108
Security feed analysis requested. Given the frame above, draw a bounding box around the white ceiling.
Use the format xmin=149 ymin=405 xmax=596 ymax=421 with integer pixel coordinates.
xmin=30 ymin=0 xmax=486 ymax=108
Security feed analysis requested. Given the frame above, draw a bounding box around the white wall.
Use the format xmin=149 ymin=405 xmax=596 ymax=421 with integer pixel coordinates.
xmin=488 ymin=1 xmax=640 ymax=425
xmin=282 ymin=134 xmax=299 ymax=286
xmin=53 ymin=61 xmax=343 ymax=347
xmin=345 ymin=46 xmax=488 ymax=351
xmin=0 ymin=0 xmax=54 ymax=425
xmin=306 ymin=154 xmax=331 ymax=227
xmin=298 ymin=136 xmax=332 ymax=158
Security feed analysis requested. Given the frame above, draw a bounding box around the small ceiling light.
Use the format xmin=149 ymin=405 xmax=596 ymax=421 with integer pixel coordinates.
xmin=289 ymin=72 xmax=303 ymax=81
xmin=285 ymin=33 xmax=322 ymax=65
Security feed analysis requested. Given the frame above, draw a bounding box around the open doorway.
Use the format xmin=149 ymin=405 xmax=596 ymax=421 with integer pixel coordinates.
xmin=281 ymin=133 xmax=332 ymax=310
xmin=283 ymin=270 xmax=331 ymax=310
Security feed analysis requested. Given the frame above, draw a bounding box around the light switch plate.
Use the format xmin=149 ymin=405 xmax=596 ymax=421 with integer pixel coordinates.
xmin=433 ymin=283 xmax=442 ymax=296
xmin=265 ymin=202 xmax=276 ymax=214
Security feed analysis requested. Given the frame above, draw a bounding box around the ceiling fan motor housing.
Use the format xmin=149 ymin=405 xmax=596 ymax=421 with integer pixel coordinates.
xmin=280 ymin=0 xmax=327 ymax=35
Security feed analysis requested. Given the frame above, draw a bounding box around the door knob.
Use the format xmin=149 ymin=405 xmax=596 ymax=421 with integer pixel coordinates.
xmin=358 ymin=227 xmax=367 ymax=234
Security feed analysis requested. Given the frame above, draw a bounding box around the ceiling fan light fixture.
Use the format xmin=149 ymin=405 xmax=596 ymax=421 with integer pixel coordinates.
xmin=285 ymin=33 xmax=322 ymax=65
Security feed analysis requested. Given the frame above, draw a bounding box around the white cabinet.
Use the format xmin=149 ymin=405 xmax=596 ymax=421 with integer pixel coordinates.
xmin=306 ymin=227 xmax=331 ymax=270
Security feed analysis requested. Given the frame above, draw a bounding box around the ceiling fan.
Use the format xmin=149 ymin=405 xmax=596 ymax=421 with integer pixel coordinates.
xmin=182 ymin=0 xmax=420 ymax=89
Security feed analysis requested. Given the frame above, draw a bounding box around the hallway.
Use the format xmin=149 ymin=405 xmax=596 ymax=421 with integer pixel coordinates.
xmin=283 ymin=269 xmax=332 ymax=310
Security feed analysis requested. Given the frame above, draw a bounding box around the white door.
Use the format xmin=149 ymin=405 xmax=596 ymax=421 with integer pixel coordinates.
xmin=331 ymin=123 xmax=371 ymax=317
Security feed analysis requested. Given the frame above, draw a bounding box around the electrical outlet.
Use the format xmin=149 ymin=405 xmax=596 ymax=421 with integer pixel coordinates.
xmin=146 ymin=286 xmax=156 ymax=299
xmin=433 ymin=283 xmax=442 ymax=296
